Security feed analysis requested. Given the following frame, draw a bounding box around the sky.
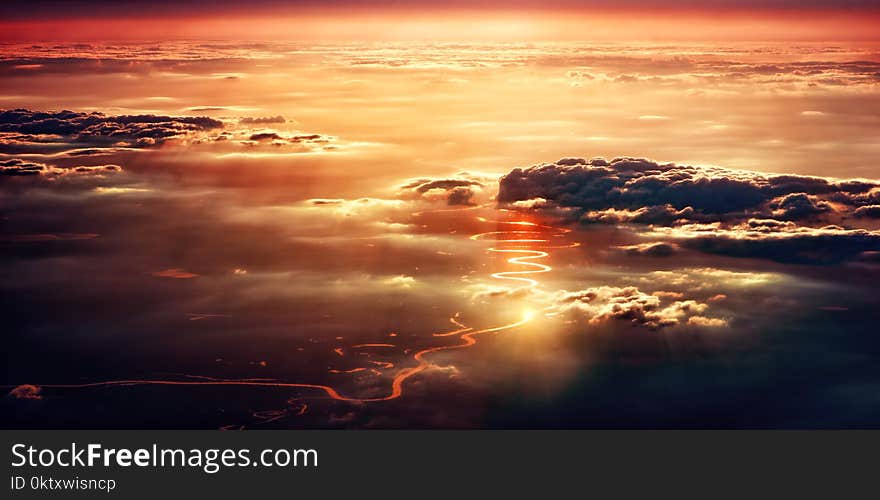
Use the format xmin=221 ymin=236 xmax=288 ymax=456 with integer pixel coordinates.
xmin=2 ymin=1 xmax=879 ymax=41
xmin=2 ymin=3 xmax=880 ymax=428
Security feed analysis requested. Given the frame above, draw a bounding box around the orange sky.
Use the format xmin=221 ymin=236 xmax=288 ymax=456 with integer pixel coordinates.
xmin=1 ymin=8 xmax=879 ymax=41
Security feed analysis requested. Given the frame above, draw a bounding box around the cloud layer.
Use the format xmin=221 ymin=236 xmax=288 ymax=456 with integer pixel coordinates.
xmin=551 ymin=285 xmax=723 ymax=330
xmin=499 ymin=157 xmax=880 ymax=264
xmin=0 ymin=109 xmax=223 ymax=153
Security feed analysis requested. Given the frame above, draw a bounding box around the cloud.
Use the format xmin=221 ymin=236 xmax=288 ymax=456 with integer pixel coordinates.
xmin=663 ymin=222 xmax=880 ymax=265
xmin=687 ymin=316 xmax=729 ymax=327
xmin=383 ymin=275 xmax=416 ymax=288
xmin=770 ymin=192 xmax=831 ymax=220
xmin=509 ymin=197 xmax=550 ymax=209
xmin=245 ymin=132 xmax=326 ymax=146
xmin=583 ymin=205 xmax=696 ymax=225
xmin=239 ymin=116 xmax=286 ymax=125
xmin=470 ymin=285 xmax=534 ymax=303
xmin=0 ymin=158 xmax=44 ymax=176
xmin=305 ymin=197 xmax=406 ymax=218
xmin=403 ymin=178 xmax=484 ymax=194
xmin=500 ymin=157 xmax=880 ymax=264
xmin=615 ymin=242 xmax=679 ymax=257
xmin=561 ymin=56 xmax=880 ymax=91
xmin=551 ymin=286 xmax=720 ymax=330
xmin=399 ymin=175 xmax=487 ymax=206
xmin=0 ymin=108 xmax=223 ymax=154
xmin=500 ymin=157 xmax=879 ymax=218
xmin=248 ymin=132 xmax=283 ymax=141
xmin=151 ymin=268 xmax=199 ymax=279
xmin=639 ymin=267 xmax=776 ymax=291
xmin=1 ymin=158 xmax=122 ymax=176
xmin=854 ymin=205 xmax=880 ymax=218
xmin=446 ymin=186 xmax=476 ymax=206
xmin=8 ymin=384 xmax=42 ymax=400
xmin=186 ymin=107 xmax=227 ymax=112
xmin=1 ymin=159 xmax=124 ymax=190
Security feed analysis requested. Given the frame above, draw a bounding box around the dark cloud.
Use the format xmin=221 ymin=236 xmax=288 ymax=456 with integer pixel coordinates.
xmin=1 ymin=158 xmax=122 ymax=178
xmin=502 ymin=157 xmax=754 ymax=215
xmin=583 ymin=205 xmax=697 ymax=225
xmin=239 ymin=116 xmax=286 ymax=125
xmin=615 ymin=242 xmax=679 ymax=257
xmin=770 ymin=192 xmax=832 ymax=220
xmin=665 ymin=221 xmax=880 ymax=264
xmin=248 ymin=132 xmax=283 ymax=141
xmin=400 ymin=176 xmax=486 ymax=206
xmin=307 ymin=198 xmax=345 ymax=206
xmin=446 ymin=186 xmax=476 ymax=206
xmin=500 ymin=157 xmax=879 ymax=218
xmin=245 ymin=132 xmax=326 ymax=146
xmin=403 ymin=178 xmax=483 ymax=194
xmin=0 ymin=109 xmax=223 ymax=153
xmin=65 ymin=148 xmax=111 ymax=157
xmin=1 ymin=158 xmax=44 ymax=176
xmin=500 ymin=157 xmax=880 ymax=264
xmin=854 ymin=205 xmax=880 ymax=218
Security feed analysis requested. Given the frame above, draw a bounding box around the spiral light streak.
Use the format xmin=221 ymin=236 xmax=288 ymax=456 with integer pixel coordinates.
xmin=470 ymin=220 xmax=577 ymax=288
